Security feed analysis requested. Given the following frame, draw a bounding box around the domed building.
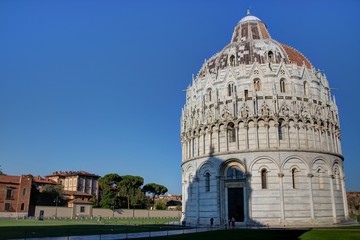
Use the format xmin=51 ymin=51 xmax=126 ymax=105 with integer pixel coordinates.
xmin=180 ymin=10 xmax=348 ymax=226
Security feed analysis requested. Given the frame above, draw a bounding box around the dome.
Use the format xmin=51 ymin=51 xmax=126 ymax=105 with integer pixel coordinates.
xmin=239 ymin=9 xmax=261 ymax=23
xmin=239 ymin=15 xmax=261 ymax=23
xmin=198 ymin=12 xmax=312 ymax=78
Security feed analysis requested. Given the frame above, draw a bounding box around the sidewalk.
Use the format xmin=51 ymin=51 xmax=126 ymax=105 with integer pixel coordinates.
xmin=14 ymin=226 xmax=220 ymax=240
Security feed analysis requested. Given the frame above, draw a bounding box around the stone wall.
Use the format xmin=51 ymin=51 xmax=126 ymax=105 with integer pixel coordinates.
xmin=33 ymin=205 xmax=181 ymax=219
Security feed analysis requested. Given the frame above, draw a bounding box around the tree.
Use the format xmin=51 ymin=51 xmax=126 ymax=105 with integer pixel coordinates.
xmin=154 ymin=199 xmax=166 ymax=210
xmin=36 ymin=184 xmax=65 ymax=206
xmin=118 ymin=175 xmax=144 ymax=209
xmin=98 ymin=173 xmax=122 ymax=208
xmin=142 ymin=183 xmax=168 ymax=207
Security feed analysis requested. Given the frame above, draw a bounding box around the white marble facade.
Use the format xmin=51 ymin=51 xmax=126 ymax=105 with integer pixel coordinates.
xmin=180 ymin=11 xmax=348 ymax=226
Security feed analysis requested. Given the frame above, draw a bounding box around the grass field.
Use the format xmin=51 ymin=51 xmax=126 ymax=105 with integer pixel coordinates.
xmin=0 ymin=218 xmax=181 ymax=239
xmin=0 ymin=218 xmax=359 ymax=240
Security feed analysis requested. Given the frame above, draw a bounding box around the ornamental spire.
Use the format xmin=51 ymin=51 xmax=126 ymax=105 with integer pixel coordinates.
xmin=247 ymin=8 xmax=251 ymax=16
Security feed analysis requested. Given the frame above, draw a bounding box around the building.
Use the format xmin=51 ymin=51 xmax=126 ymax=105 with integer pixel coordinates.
xmin=347 ymin=192 xmax=360 ymax=216
xmin=0 ymin=175 xmax=32 ymax=218
xmin=32 ymin=175 xmax=57 ymax=190
xmin=46 ymin=171 xmax=100 ymax=201
xmin=180 ymin=11 xmax=348 ymax=226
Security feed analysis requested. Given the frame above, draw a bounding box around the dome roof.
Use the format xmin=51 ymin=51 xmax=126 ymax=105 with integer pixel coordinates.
xmin=198 ymin=12 xmax=312 ymax=76
xmin=239 ymin=15 xmax=261 ymax=23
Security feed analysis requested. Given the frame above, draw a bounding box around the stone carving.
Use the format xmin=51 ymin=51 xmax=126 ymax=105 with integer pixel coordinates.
xmin=206 ymin=109 xmax=214 ymax=124
xmin=221 ymin=104 xmax=232 ymax=120
xmin=260 ymin=102 xmax=271 ymax=116
xmin=280 ymin=103 xmax=291 ymax=117
xmin=240 ymin=104 xmax=251 ymax=118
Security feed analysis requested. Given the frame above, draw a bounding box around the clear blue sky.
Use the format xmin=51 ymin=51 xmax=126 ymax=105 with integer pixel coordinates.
xmin=1 ymin=0 xmax=359 ymax=194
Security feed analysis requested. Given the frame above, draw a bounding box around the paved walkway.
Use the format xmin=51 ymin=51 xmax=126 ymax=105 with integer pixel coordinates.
xmin=15 ymin=227 xmax=220 ymax=240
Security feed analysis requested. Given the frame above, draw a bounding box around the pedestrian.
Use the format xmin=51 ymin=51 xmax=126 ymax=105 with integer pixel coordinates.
xmin=210 ymin=217 xmax=214 ymax=227
xmin=231 ymin=217 xmax=235 ymax=227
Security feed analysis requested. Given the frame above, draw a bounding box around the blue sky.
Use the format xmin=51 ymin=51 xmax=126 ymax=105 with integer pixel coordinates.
xmin=0 ymin=0 xmax=359 ymax=194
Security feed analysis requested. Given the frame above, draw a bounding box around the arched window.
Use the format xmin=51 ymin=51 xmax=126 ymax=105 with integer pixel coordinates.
xmin=280 ymin=78 xmax=286 ymax=93
xmin=226 ymin=166 xmax=243 ymax=179
xmin=317 ymin=168 xmax=324 ymax=189
xmin=228 ymin=83 xmax=234 ymax=96
xmin=261 ymin=169 xmax=267 ymax=189
xmin=227 ymin=122 xmax=236 ymax=143
xmin=334 ymin=168 xmax=340 ymax=190
xmin=189 ymin=174 xmax=193 ymax=195
xmin=303 ymin=81 xmax=309 ymax=96
xmin=268 ymin=51 xmax=274 ymax=62
xmin=205 ymin=172 xmax=210 ymax=192
xmin=230 ymin=55 xmax=235 ymax=66
xmin=291 ymin=168 xmax=299 ymax=189
xmin=254 ymin=78 xmax=261 ymax=92
xmin=278 ymin=120 xmax=283 ymax=140
xmin=207 ymin=88 xmax=212 ymax=102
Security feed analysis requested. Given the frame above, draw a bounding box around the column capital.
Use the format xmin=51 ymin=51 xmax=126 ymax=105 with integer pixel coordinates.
xmin=278 ymin=173 xmax=284 ymax=178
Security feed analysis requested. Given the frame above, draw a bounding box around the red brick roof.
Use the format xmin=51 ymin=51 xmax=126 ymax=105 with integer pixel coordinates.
xmin=0 ymin=175 xmax=31 ymax=184
xmin=280 ymin=43 xmax=312 ymax=69
xmin=32 ymin=176 xmax=57 ymax=185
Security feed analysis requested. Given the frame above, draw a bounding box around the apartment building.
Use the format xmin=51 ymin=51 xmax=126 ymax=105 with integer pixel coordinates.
xmin=46 ymin=171 xmax=100 ymax=200
xmin=0 ymin=175 xmax=32 ymax=218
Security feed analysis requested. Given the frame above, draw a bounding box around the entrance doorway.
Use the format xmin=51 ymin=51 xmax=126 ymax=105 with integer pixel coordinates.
xmin=227 ymin=187 xmax=244 ymax=222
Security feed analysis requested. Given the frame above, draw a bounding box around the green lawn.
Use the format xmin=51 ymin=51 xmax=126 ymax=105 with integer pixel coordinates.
xmin=0 ymin=218 xmax=181 ymax=239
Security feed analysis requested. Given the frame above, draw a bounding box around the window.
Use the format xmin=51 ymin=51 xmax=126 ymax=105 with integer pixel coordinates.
xmin=207 ymin=88 xmax=212 ymax=102
xmin=280 ymin=79 xmax=286 ymax=93
xmin=22 ymin=188 xmax=26 ymax=196
xmin=6 ymin=188 xmax=13 ymax=200
xmin=80 ymin=206 xmax=85 ymax=213
xmin=205 ymin=172 xmax=210 ymax=192
xmin=254 ymin=79 xmax=261 ymax=92
xmin=244 ymin=90 xmax=248 ymax=99
xmin=317 ymin=169 xmax=324 ymax=189
xmin=20 ymin=203 xmax=25 ymax=211
xmin=226 ymin=166 xmax=243 ymax=179
xmin=268 ymin=51 xmax=274 ymax=61
xmin=228 ymin=83 xmax=234 ymax=96
xmin=292 ymin=168 xmax=299 ymax=189
xmin=334 ymin=168 xmax=340 ymax=190
xmin=278 ymin=121 xmax=283 ymax=140
xmin=189 ymin=174 xmax=193 ymax=195
xmin=304 ymin=81 xmax=309 ymax=96
xmin=261 ymin=169 xmax=267 ymax=189
xmin=227 ymin=123 xmax=236 ymax=143
xmin=4 ymin=203 xmax=10 ymax=211
xmin=230 ymin=55 xmax=235 ymax=66
xmin=86 ymin=179 xmax=90 ymax=187
xmin=69 ymin=179 xmax=72 ymax=186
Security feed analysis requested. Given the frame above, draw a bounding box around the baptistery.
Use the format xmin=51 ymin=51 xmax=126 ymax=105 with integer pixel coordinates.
xmin=180 ymin=11 xmax=348 ymax=226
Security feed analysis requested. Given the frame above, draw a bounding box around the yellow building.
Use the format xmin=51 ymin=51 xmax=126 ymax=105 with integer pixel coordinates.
xmin=46 ymin=171 xmax=100 ymax=201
